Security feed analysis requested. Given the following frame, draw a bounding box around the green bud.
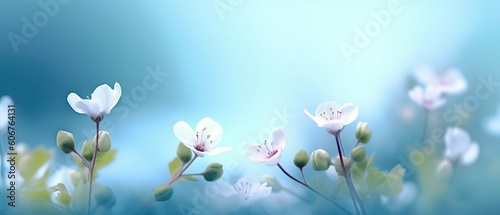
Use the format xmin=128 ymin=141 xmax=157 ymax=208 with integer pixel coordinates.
xmin=176 ymin=143 xmax=192 ymax=163
xmin=57 ymin=130 xmax=75 ymax=154
xmin=334 ymin=156 xmax=351 ymax=175
xmin=93 ymin=131 xmax=111 ymax=152
xmin=54 ymin=183 xmax=71 ymax=206
xmin=293 ymin=149 xmax=309 ymax=169
xmin=310 ymin=149 xmax=331 ymax=171
xmin=153 ymin=184 xmax=174 ymax=202
xmin=94 ymin=186 xmax=115 ymax=206
xmin=260 ymin=175 xmax=282 ymax=193
xmin=355 ymin=122 xmax=372 ymax=144
xmin=351 ymin=146 xmax=366 ymax=162
xmin=203 ymin=163 xmax=224 ymax=182
xmin=81 ymin=140 xmax=95 ymax=161
xmin=70 ymin=170 xmax=85 ymax=187
xmin=59 ymin=193 xmax=71 ymax=206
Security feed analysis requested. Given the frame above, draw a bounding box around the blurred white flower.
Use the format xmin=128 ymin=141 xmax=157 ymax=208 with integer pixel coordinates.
xmin=304 ymin=101 xmax=358 ymax=135
xmin=485 ymin=106 xmax=500 ymax=135
xmin=414 ymin=65 xmax=467 ymax=95
xmin=173 ymin=117 xmax=231 ymax=157
xmin=408 ymin=86 xmax=446 ymax=111
xmin=216 ymin=176 xmax=272 ymax=208
xmin=444 ymin=127 xmax=479 ymax=166
xmin=436 ymin=159 xmax=454 ymax=180
xmin=0 ymin=96 xmax=13 ymax=132
xmin=67 ymin=82 xmax=122 ymax=122
xmin=381 ymin=182 xmax=418 ymax=212
xmin=246 ymin=128 xmax=286 ymax=166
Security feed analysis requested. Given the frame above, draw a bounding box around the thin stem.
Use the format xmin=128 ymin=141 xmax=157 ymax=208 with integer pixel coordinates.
xmin=421 ymin=110 xmax=429 ymax=143
xmin=72 ymin=150 xmax=90 ymax=168
xmin=335 ymin=134 xmax=364 ymax=215
xmin=299 ymin=168 xmax=308 ymax=185
xmin=277 ymin=163 xmax=352 ymax=215
xmin=180 ymin=173 xmax=203 ymax=177
xmin=87 ymin=121 xmax=100 ymax=215
xmin=137 ymin=154 xmax=199 ymax=215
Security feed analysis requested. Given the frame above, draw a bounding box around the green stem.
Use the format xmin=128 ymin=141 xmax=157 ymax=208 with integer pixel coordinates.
xmin=299 ymin=168 xmax=308 ymax=185
xmin=277 ymin=163 xmax=352 ymax=215
xmin=72 ymin=150 xmax=90 ymax=168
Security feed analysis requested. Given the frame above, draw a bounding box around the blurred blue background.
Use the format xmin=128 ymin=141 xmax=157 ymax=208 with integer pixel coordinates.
xmin=1 ymin=0 xmax=500 ymax=214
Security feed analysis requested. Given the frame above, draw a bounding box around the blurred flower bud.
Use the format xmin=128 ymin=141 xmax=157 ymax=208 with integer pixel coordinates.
xmin=153 ymin=184 xmax=174 ymax=202
xmin=81 ymin=140 xmax=95 ymax=161
xmin=93 ymin=131 xmax=111 ymax=152
xmin=203 ymin=163 xmax=224 ymax=182
xmin=57 ymin=130 xmax=75 ymax=154
xmin=176 ymin=142 xmax=192 ymax=163
xmin=355 ymin=122 xmax=372 ymax=144
xmin=436 ymin=159 xmax=454 ymax=180
xmin=351 ymin=146 xmax=366 ymax=162
xmin=260 ymin=174 xmax=282 ymax=193
xmin=311 ymin=149 xmax=332 ymax=171
xmin=70 ymin=170 xmax=85 ymax=187
xmin=293 ymin=149 xmax=309 ymax=169
xmin=94 ymin=186 xmax=115 ymax=207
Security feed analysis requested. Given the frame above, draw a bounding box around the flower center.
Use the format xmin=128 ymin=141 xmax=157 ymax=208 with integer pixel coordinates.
xmin=319 ymin=108 xmax=343 ymax=121
xmin=195 ymin=127 xmax=212 ymax=152
xmin=256 ymin=140 xmax=278 ymax=158
xmin=234 ymin=181 xmax=252 ymax=200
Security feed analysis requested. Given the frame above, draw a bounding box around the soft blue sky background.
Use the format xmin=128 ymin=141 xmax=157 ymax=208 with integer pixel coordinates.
xmin=1 ymin=1 xmax=500 ymax=214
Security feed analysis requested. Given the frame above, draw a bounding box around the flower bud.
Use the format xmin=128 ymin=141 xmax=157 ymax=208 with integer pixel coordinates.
xmin=57 ymin=130 xmax=75 ymax=154
xmin=311 ymin=149 xmax=332 ymax=171
xmin=94 ymin=186 xmax=115 ymax=206
xmin=93 ymin=131 xmax=111 ymax=152
xmin=176 ymin=143 xmax=192 ymax=163
xmin=260 ymin=174 xmax=282 ymax=193
xmin=81 ymin=140 xmax=95 ymax=161
xmin=293 ymin=149 xmax=309 ymax=169
xmin=59 ymin=193 xmax=71 ymax=206
xmin=351 ymin=146 xmax=366 ymax=162
xmin=436 ymin=159 xmax=453 ymax=180
xmin=203 ymin=163 xmax=224 ymax=182
xmin=334 ymin=156 xmax=351 ymax=175
xmin=70 ymin=170 xmax=85 ymax=187
xmin=355 ymin=122 xmax=372 ymax=144
xmin=153 ymin=184 xmax=174 ymax=202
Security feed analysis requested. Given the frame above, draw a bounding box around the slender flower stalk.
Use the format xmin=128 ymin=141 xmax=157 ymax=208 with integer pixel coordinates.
xmin=334 ymin=135 xmax=366 ymax=215
xmin=87 ymin=120 xmax=100 ymax=215
xmin=277 ymin=163 xmax=352 ymax=215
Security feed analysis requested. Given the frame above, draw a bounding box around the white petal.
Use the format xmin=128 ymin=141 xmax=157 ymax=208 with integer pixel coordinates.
xmin=444 ymin=127 xmax=471 ymax=160
xmin=459 ymin=143 xmax=479 ymax=166
xmin=264 ymin=148 xmax=282 ymax=166
xmin=271 ymin=128 xmax=286 ymax=149
xmin=339 ymin=103 xmax=358 ymax=125
xmin=408 ymin=86 xmax=424 ymax=106
xmin=204 ymin=147 xmax=232 ymax=156
xmin=251 ymin=183 xmax=272 ymax=200
xmin=67 ymin=93 xmax=86 ymax=114
xmin=216 ymin=181 xmax=238 ymax=197
xmin=173 ymin=121 xmax=197 ymax=147
xmin=304 ymin=109 xmax=325 ymax=125
xmin=439 ymin=68 xmax=467 ymax=94
xmin=0 ymin=96 xmax=13 ymax=132
xmin=246 ymin=145 xmax=269 ymax=164
xmin=414 ymin=65 xmax=438 ymax=85
xmin=317 ymin=121 xmax=344 ymax=134
xmin=315 ymin=101 xmax=341 ymax=116
xmin=91 ymin=83 xmax=115 ymax=115
xmin=74 ymin=100 xmax=101 ymax=118
xmin=105 ymin=82 xmax=122 ymax=114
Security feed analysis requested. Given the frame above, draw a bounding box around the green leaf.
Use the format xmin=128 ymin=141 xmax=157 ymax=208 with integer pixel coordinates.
xmin=366 ymin=154 xmax=375 ymax=169
xmin=366 ymin=168 xmax=385 ymax=189
xmin=32 ymin=168 xmax=51 ymax=189
xmin=386 ymin=165 xmax=405 ymax=183
xmin=23 ymin=188 xmax=52 ymax=202
xmin=168 ymin=157 xmax=182 ymax=177
xmin=333 ymin=177 xmax=349 ymax=200
xmin=351 ymin=166 xmax=365 ymax=188
xmin=19 ymin=148 xmax=53 ymax=181
xmin=179 ymin=175 xmax=198 ymax=182
xmin=95 ymin=149 xmax=117 ymax=171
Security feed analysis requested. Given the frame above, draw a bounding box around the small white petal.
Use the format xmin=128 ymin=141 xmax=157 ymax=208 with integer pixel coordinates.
xmin=264 ymin=149 xmax=282 ymax=166
xmin=105 ymin=82 xmax=122 ymax=114
xmin=204 ymin=147 xmax=232 ymax=156
xmin=0 ymin=96 xmax=14 ymax=132
xmin=246 ymin=145 xmax=269 ymax=164
xmin=67 ymin=93 xmax=86 ymax=114
xmin=314 ymin=101 xmax=341 ymax=116
xmin=408 ymin=86 xmax=424 ymax=106
xmin=173 ymin=121 xmax=197 ymax=147
xmin=459 ymin=143 xmax=479 ymax=166
xmin=271 ymin=128 xmax=286 ymax=149
xmin=304 ymin=109 xmax=325 ymax=125
xmin=339 ymin=103 xmax=358 ymax=125
xmin=216 ymin=181 xmax=238 ymax=197
xmin=91 ymin=83 xmax=115 ymax=115
xmin=74 ymin=100 xmax=101 ymax=118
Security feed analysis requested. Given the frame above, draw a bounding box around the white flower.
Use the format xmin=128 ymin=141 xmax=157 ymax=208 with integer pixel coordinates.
xmin=381 ymin=182 xmax=418 ymax=212
xmin=67 ymin=82 xmax=122 ymax=122
xmin=485 ymin=106 xmax=500 ymax=135
xmin=414 ymin=65 xmax=467 ymax=95
xmin=246 ymin=128 xmax=286 ymax=166
xmin=408 ymin=86 xmax=446 ymax=110
xmin=173 ymin=117 xmax=231 ymax=157
xmin=216 ymin=176 xmax=272 ymax=208
xmin=304 ymin=101 xmax=358 ymax=135
xmin=0 ymin=96 xmax=13 ymax=132
xmin=443 ymin=127 xmax=479 ymax=166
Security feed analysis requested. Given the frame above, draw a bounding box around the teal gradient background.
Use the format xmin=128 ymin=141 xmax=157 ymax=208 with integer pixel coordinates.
xmin=1 ymin=1 xmax=500 ymax=214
